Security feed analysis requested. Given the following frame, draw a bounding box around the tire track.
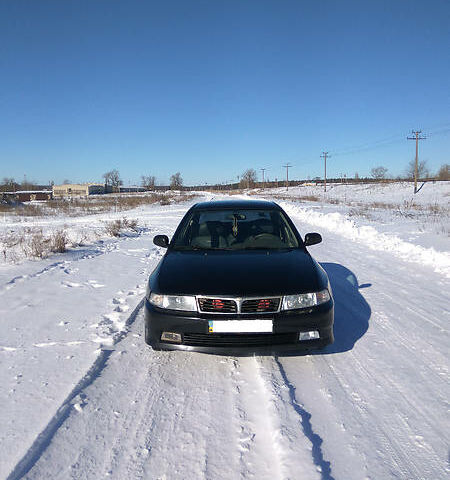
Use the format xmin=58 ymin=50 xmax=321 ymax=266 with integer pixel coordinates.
xmin=272 ymin=357 xmax=335 ymax=480
xmin=6 ymin=300 xmax=144 ymax=480
xmin=232 ymin=356 xmax=324 ymax=480
xmin=229 ymin=357 xmax=284 ymax=480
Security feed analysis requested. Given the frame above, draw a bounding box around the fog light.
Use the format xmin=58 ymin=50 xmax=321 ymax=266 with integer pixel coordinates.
xmin=299 ymin=331 xmax=320 ymax=341
xmin=161 ymin=332 xmax=182 ymax=343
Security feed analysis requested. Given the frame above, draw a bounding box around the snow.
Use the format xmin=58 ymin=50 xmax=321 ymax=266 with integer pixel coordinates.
xmin=268 ymin=180 xmax=449 ymax=207
xmin=0 ymin=184 xmax=449 ymax=479
xmin=278 ymin=202 xmax=450 ymax=277
xmin=261 ymin=181 xmax=450 ymax=251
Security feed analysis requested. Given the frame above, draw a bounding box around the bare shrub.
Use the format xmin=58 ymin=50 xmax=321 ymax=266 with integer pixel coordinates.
xmin=104 ymin=217 xmax=139 ymax=237
xmin=50 ymin=229 xmax=68 ymax=253
xmin=29 ymin=230 xmax=49 ymax=258
xmin=299 ymin=195 xmax=320 ymax=202
xmin=1 ymin=231 xmax=25 ymax=262
xmin=75 ymin=230 xmax=91 ymax=246
xmin=122 ymin=217 xmax=139 ymax=231
xmin=349 ymin=207 xmax=374 ymax=220
xmin=369 ymin=201 xmax=396 ymax=210
xmin=428 ymin=203 xmax=444 ymax=215
xmin=105 ymin=219 xmax=123 ymax=237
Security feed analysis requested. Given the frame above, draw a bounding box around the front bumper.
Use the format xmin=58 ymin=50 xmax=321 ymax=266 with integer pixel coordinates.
xmin=144 ymin=298 xmax=334 ymax=354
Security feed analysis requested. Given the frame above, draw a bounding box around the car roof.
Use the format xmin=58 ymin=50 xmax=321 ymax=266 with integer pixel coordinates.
xmin=191 ymin=199 xmax=280 ymax=210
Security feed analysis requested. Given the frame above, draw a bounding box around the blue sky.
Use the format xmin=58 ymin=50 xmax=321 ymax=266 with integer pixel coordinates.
xmin=1 ymin=0 xmax=449 ymax=186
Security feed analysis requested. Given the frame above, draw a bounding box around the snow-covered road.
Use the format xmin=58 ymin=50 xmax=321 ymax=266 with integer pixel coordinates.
xmin=1 ymin=196 xmax=448 ymax=480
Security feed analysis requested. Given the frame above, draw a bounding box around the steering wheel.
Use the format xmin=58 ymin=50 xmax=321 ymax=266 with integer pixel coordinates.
xmin=252 ymin=233 xmax=274 ymax=241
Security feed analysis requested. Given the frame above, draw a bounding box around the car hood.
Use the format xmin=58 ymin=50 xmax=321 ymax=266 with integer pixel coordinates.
xmin=150 ymin=249 xmax=325 ymax=297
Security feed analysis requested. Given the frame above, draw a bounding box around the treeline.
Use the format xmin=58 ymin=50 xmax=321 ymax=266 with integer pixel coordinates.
xmin=2 ymin=162 xmax=448 ymax=194
xmin=0 ymin=177 xmax=51 ymax=193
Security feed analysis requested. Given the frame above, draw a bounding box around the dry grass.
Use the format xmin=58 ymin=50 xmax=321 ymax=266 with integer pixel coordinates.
xmin=1 ymin=193 xmax=198 ymax=218
xmin=348 ymin=207 xmax=374 ymax=220
xmin=270 ymin=194 xmax=321 ymax=203
xmin=104 ymin=217 xmax=140 ymax=237
xmin=0 ymin=203 xmax=42 ymax=216
xmin=2 ymin=227 xmax=71 ymax=261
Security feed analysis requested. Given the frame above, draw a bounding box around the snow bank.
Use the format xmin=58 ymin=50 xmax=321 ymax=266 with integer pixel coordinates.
xmin=280 ymin=200 xmax=450 ymax=277
xmin=269 ymin=181 xmax=450 ymax=207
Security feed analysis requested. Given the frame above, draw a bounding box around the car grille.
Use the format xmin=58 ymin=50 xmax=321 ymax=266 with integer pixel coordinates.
xmin=197 ymin=296 xmax=281 ymax=314
xmin=182 ymin=332 xmax=297 ymax=347
xmin=241 ymin=298 xmax=280 ymax=313
xmin=198 ymin=298 xmax=237 ymax=313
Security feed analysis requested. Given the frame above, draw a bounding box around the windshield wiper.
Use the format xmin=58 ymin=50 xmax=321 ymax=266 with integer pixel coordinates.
xmin=172 ymin=245 xmax=203 ymax=251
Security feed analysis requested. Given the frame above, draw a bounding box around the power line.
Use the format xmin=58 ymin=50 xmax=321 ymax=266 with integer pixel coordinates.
xmin=330 ymin=122 xmax=449 ymax=158
xmin=331 ymin=135 xmax=404 ymax=157
xmin=427 ymin=126 xmax=450 ymax=138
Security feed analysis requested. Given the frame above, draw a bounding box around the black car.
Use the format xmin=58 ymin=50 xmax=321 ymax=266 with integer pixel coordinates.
xmin=144 ymin=199 xmax=334 ymax=354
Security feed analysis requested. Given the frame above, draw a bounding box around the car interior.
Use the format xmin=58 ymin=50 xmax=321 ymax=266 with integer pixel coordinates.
xmin=179 ymin=210 xmax=298 ymax=250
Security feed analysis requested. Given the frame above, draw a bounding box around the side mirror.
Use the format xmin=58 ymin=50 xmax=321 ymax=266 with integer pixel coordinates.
xmin=153 ymin=235 xmax=169 ymax=248
xmin=304 ymin=232 xmax=322 ymax=247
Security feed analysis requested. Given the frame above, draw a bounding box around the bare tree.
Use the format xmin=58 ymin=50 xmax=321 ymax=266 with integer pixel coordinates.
xmin=370 ymin=166 xmax=388 ymax=180
xmin=240 ymin=169 xmax=257 ymax=189
xmin=141 ymin=175 xmax=156 ymax=190
xmin=21 ymin=176 xmax=35 ymax=190
xmin=405 ymin=159 xmax=429 ymax=180
xmin=170 ymin=172 xmax=183 ymax=189
xmin=63 ymin=179 xmax=71 ymax=185
xmin=436 ymin=163 xmax=449 ymax=180
xmin=103 ymin=169 xmax=123 ymax=187
xmin=2 ymin=177 xmax=16 ymax=191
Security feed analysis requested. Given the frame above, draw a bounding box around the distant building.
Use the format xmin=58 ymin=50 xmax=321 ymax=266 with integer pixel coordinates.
xmin=52 ymin=183 xmax=105 ymax=198
xmin=119 ymin=186 xmax=146 ymax=193
xmin=1 ymin=190 xmax=52 ymax=202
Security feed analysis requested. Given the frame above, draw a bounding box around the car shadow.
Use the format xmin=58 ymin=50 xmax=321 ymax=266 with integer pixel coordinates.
xmin=277 ymin=262 xmax=371 ymax=357
xmin=318 ymin=262 xmax=371 ymax=354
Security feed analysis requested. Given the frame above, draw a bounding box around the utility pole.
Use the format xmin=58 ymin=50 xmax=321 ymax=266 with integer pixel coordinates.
xmin=407 ymin=130 xmax=426 ymax=193
xmin=260 ymin=168 xmax=266 ymax=190
xmin=320 ymin=152 xmax=330 ymax=192
xmin=282 ymin=164 xmax=292 ymax=191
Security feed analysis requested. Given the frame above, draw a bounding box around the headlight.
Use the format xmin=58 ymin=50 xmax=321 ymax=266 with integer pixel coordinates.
xmin=149 ymin=292 xmax=197 ymax=312
xmin=282 ymin=289 xmax=330 ymax=310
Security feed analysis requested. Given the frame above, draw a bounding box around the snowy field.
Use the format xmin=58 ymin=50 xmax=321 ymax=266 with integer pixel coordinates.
xmin=0 ymin=183 xmax=449 ymax=480
xmin=258 ymin=181 xmax=449 ymax=253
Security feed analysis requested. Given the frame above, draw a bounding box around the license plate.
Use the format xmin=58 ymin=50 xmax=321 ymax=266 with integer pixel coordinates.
xmin=208 ymin=320 xmax=273 ymax=333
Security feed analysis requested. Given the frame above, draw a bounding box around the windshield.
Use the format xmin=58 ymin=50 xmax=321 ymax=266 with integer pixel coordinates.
xmin=172 ymin=209 xmax=299 ymax=251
